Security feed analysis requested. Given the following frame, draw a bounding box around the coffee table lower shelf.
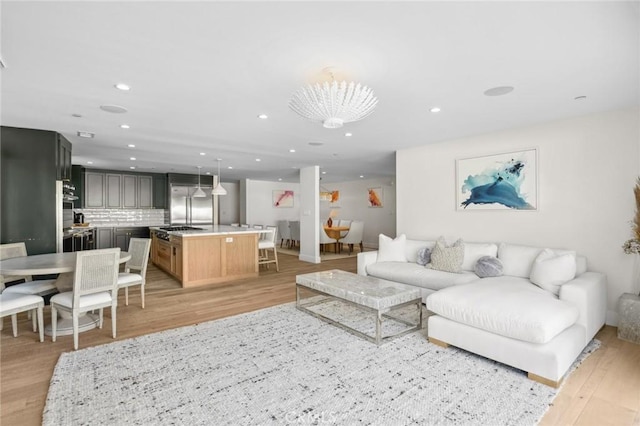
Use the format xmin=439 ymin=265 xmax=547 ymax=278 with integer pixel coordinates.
xmin=296 ymin=284 xmax=422 ymax=345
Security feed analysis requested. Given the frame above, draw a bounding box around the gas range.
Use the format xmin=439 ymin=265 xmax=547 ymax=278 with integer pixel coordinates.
xmin=159 ymin=226 xmax=204 ymax=231
xmin=156 ymin=226 xmax=204 ymax=241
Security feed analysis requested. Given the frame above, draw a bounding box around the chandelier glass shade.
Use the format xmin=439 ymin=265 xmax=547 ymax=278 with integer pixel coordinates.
xmin=211 ymin=159 xmax=227 ymax=196
xmin=289 ymin=81 xmax=378 ymax=129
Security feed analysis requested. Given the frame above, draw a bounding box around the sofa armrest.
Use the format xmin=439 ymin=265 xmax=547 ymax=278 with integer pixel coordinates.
xmin=559 ymin=272 xmax=607 ymax=343
xmin=357 ymin=251 xmax=378 ymax=276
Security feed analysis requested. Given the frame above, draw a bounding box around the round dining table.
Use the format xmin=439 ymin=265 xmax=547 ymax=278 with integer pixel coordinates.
xmin=0 ymin=251 xmax=131 ymax=336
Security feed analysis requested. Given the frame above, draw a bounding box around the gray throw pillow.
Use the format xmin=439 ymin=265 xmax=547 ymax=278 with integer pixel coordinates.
xmin=474 ymin=256 xmax=503 ymax=278
xmin=417 ymin=247 xmax=431 ymax=266
xmin=427 ymin=237 xmax=464 ymax=273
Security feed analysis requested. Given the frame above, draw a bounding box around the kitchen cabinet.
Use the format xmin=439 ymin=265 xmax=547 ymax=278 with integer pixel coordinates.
xmin=1 ymin=126 xmax=72 ymax=254
xmin=156 ymin=239 xmax=172 ymax=272
xmin=96 ymin=227 xmax=114 ymax=249
xmin=85 ymin=172 xmax=106 ymax=208
xmin=56 ymin=134 xmax=73 ymax=181
xmin=153 ymin=174 xmax=167 ymax=209
xmin=171 ymin=237 xmax=182 ymax=278
xmin=114 ymin=227 xmax=150 ymax=252
xmin=84 ymin=172 xmax=155 ymax=209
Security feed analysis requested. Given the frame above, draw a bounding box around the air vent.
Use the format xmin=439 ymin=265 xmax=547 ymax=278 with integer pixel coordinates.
xmin=100 ymin=105 xmax=128 ymax=113
xmin=77 ymin=131 xmax=95 ymax=138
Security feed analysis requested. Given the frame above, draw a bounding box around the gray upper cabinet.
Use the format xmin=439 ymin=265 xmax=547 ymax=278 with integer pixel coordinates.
xmin=138 ymin=175 xmax=153 ymax=208
xmin=85 ymin=171 xmax=154 ymax=209
xmin=122 ymin=174 xmax=138 ymax=208
xmin=85 ymin=172 xmax=106 ymax=208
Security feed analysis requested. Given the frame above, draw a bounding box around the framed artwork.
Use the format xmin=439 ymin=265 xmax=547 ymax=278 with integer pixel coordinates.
xmin=273 ymin=190 xmax=294 ymax=208
xmin=367 ymin=187 xmax=383 ymax=208
xmin=456 ymin=148 xmax=537 ymax=211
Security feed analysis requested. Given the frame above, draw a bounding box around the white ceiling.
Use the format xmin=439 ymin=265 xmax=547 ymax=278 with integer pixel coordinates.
xmin=1 ymin=1 xmax=638 ymax=183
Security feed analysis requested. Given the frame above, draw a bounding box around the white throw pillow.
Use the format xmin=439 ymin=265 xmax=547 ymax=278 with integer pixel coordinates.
xmin=530 ymin=249 xmax=577 ymax=295
xmin=461 ymin=242 xmax=498 ymax=271
xmin=376 ymin=234 xmax=408 ymax=262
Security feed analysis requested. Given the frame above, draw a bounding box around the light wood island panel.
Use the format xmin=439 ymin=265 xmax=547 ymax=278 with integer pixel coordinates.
xmin=152 ymin=231 xmax=259 ymax=287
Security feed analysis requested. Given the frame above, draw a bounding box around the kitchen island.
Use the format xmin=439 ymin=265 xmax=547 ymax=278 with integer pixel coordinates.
xmin=150 ymin=225 xmax=264 ymax=288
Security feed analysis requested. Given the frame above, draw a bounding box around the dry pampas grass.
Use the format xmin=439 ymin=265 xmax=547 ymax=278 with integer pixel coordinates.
xmin=623 ymin=177 xmax=640 ymax=255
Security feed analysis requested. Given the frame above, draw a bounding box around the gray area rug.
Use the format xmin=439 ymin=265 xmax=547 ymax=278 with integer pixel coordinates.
xmin=43 ymin=302 xmax=599 ymax=425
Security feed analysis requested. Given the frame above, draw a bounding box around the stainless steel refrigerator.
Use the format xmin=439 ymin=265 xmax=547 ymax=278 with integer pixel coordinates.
xmin=169 ymin=184 xmax=214 ymax=225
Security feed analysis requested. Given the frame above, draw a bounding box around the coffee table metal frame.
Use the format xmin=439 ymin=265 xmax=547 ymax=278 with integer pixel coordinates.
xmin=296 ymin=275 xmax=422 ymax=345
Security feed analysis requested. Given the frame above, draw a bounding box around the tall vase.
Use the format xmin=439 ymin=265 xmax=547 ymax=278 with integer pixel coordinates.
xmin=617 ymin=254 xmax=640 ymax=344
xmin=327 ymin=217 xmax=333 ymax=228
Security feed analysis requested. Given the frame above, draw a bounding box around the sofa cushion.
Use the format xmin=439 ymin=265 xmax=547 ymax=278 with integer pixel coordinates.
xmin=376 ymin=234 xmax=407 ymax=262
xmin=474 ymin=256 xmax=503 ymax=278
xmin=461 ymin=242 xmax=499 ymax=271
xmin=428 ymin=237 xmax=464 ymax=273
xmin=427 ymin=277 xmax=580 ymax=344
xmin=498 ymin=243 xmax=543 ymax=278
xmin=530 ymin=249 xmax=577 ymax=295
xmin=366 ymin=262 xmax=478 ymax=291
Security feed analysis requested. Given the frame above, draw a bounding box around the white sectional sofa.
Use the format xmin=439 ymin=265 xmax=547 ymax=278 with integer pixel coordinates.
xmin=357 ymin=237 xmax=607 ymax=387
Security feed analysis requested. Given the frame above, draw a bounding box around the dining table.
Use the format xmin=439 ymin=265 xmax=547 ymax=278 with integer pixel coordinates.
xmin=323 ymin=225 xmax=350 ymax=253
xmin=0 ymin=251 xmax=131 ymax=336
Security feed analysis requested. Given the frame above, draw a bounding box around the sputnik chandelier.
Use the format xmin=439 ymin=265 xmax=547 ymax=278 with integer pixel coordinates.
xmin=289 ymin=69 xmax=378 ymax=129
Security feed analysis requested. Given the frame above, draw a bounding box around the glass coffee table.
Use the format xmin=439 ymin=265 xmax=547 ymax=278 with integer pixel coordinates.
xmin=296 ymin=269 xmax=422 ymax=345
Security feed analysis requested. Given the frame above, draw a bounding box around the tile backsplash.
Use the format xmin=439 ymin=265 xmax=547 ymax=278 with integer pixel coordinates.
xmin=76 ymin=209 xmax=168 ymax=227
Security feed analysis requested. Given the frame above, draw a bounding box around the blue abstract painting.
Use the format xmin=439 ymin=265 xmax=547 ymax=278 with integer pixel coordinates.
xmin=456 ymin=149 xmax=537 ymax=211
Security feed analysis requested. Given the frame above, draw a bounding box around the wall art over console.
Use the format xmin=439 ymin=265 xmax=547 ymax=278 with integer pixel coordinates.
xmin=456 ymin=149 xmax=537 ymax=211
xmin=367 ymin=187 xmax=384 ymax=208
xmin=273 ymin=190 xmax=294 ymax=208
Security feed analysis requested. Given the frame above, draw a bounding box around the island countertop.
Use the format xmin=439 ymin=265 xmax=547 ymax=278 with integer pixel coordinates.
xmin=149 ymin=225 xmax=266 ymax=238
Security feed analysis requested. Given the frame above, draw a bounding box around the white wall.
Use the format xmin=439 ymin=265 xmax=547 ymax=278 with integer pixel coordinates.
xmin=218 ymin=181 xmax=239 ymax=225
xmin=320 ymin=178 xmax=396 ymax=248
xmin=245 ymin=179 xmax=301 ymax=227
xmin=396 ymin=108 xmax=640 ymax=325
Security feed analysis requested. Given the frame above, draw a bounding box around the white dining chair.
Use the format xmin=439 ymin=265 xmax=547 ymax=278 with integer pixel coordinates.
xmin=0 ymin=243 xmax=58 ymax=296
xmin=117 ymin=238 xmax=151 ymax=308
xmin=258 ymin=226 xmax=279 ymax=272
xmin=0 ymin=293 xmax=44 ymax=342
xmin=277 ymin=220 xmax=290 ymax=248
xmin=339 ymin=220 xmax=364 ymax=255
xmin=319 ymin=222 xmax=337 ymax=253
xmin=288 ymin=221 xmax=300 ymax=249
xmin=230 ymin=223 xmax=240 ymax=227
xmin=50 ymin=248 xmax=121 ymax=350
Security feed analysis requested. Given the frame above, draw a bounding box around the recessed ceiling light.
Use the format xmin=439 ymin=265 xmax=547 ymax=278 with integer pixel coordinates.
xmin=574 ymin=95 xmax=587 ymax=101
xmin=200 ymin=152 xmax=206 ymax=156
xmin=484 ymin=86 xmax=514 ymax=97
xmin=120 ymin=124 xmax=130 ymax=129
xmin=130 ymin=157 xmax=136 ymax=161
xmin=127 ymin=144 xmax=135 ymax=148
xmin=344 ymin=132 xmax=353 ymax=137
xmin=130 ymin=166 xmax=136 ymax=170
xmin=115 ymin=83 xmax=130 ymax=91
xmin=359 ymin=175 xmax=364 ymax=178
xmin=257 ymin=114 xmax=268 ymax=119
xmin=205 ymin=172 xmax=211 ymax=175
xmin=77 ymin=131 xmax=94 ymax=138
xmin=227 ymin=166 xmax=233 ymax=169
xmin=429 ymin=107 xmax=441 ymax=113
xmin=72 ymin=113 xmax=82 ymax=118
xmin=289 ymin=149 xmax=296 ymax=153
xmin=256 ymin=158 xmax=261 ymax=162
xmin=322 ymin=171 xmax=327 ymax=175
xmin=278 ymin=178 xmax=282 ymax=181
xmin=100 ymin=104 xmax=128 ymax=114
xmin=87 ymin=161 xmax=94 ymax=165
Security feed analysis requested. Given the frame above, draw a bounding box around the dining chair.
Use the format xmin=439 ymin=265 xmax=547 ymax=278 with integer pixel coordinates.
xmin=258 ymin=226 xmax=279 ymax=272
xmin=288 ymin=221 xmax=300 ymax=249
xmin=240 ymin=224 xmax=250 ymax=228
xmin=117 ymin=238 xmax=151 ymax=308
xmin=50 ymin=248 xmax=120 ymax=350
xmin=319 ymin=221 xmax=337 ymax=253
xmin=230 ymin=223 xmax=240 ymax=227
xmin=277 ymin=220 xmax=291 ymax=248
xmin=339 ymin=220 xmax=364 ymax=255
xmin=0 ymin=293 xmax=44 ymax=342
xmin=0 ymin=243 xmax=58 ymax=296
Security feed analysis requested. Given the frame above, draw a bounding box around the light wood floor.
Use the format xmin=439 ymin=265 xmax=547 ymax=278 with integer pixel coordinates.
xmin=1 ymin=253 xmax=639 ymax=425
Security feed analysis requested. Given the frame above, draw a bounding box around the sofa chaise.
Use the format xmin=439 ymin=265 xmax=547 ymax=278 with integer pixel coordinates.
xmin=357 ymin=235 xmax=607 ymax=387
